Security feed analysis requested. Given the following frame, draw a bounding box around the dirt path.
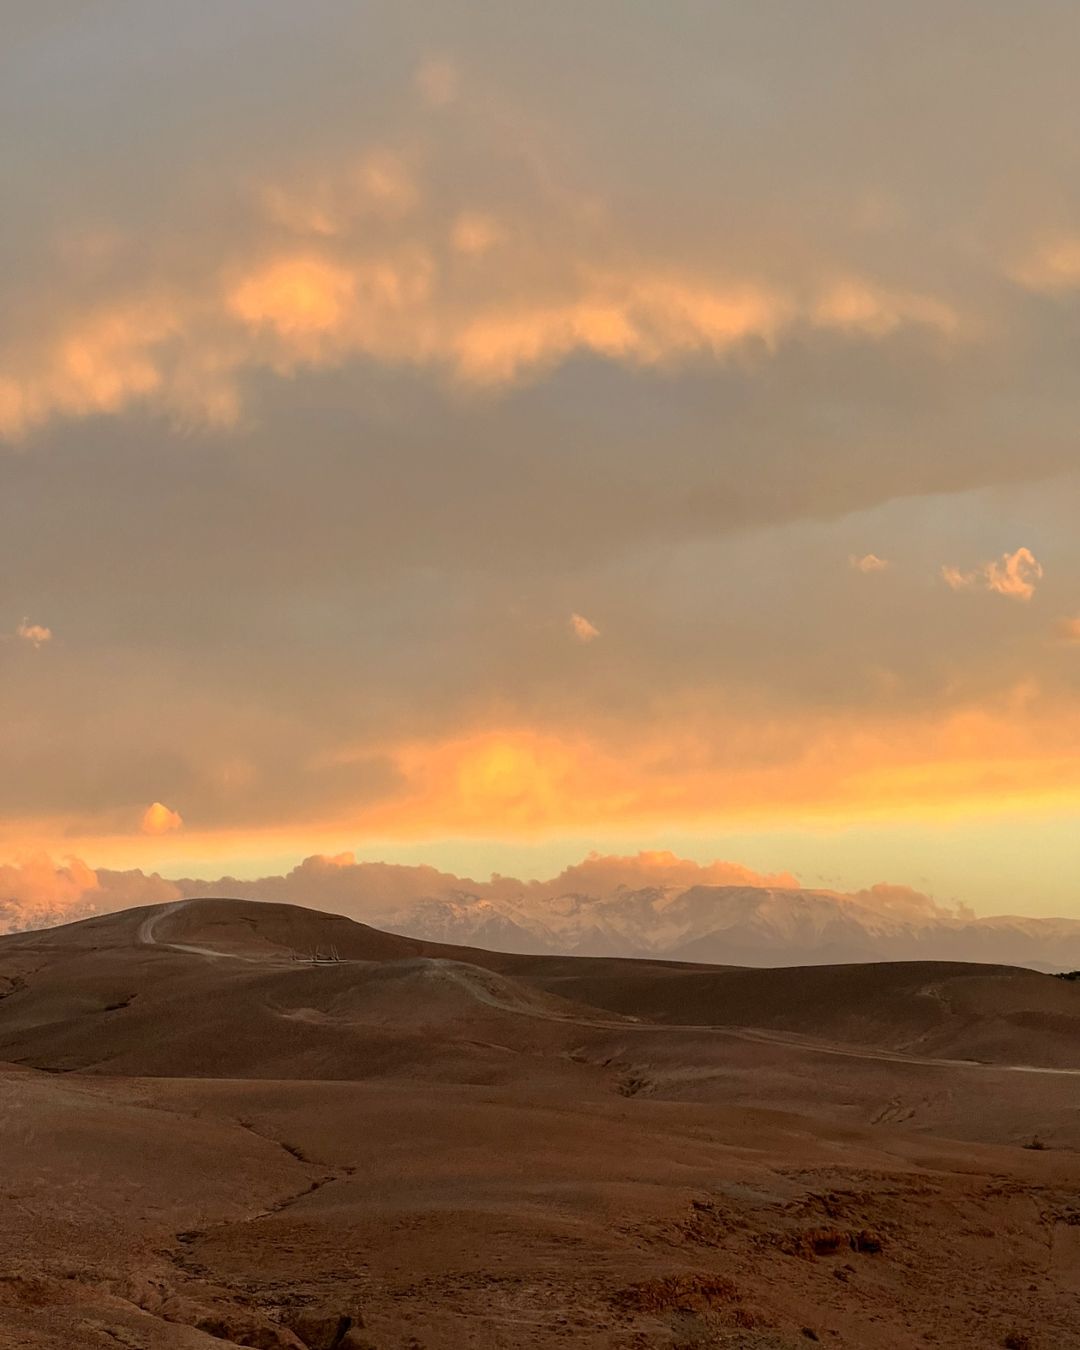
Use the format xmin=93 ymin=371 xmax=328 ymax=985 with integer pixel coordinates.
xmin=136 ymin=899 xmax=271 ymax=962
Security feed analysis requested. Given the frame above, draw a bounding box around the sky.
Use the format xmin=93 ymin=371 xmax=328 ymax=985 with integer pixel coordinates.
xmin=2 ymin=2 xmax=1079 ymax=918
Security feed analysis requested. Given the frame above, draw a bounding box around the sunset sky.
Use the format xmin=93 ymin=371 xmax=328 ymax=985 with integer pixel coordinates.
xmin=3 ymin=3 xmax=1080 ymax=916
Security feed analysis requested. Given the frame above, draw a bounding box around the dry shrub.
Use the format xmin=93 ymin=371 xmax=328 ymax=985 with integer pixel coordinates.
xmin=779 ymin=1227 xmax=883 ymax=1260
xmin=614 ymin=1273 xmax=741 ymax=1316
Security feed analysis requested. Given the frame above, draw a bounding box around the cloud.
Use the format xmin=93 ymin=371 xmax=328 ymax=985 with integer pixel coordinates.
xmin=227 ymin=255 xmax=359 ymax=341
xmin=849 ymin=553 xmax=889 ymax=573
xmin=0 ymin=260 xmax=963 ymax=442
xmin=569 ymin=612 xmax=599 ymax=643
xmin=941 ymin=547 xmax=1044 ymax=601
xmin=0 ymin=87 xmax=974 ymax=451
xmin=0 ymin=848 xmax=914 ymax=937
xmin=844 ymin=882 xmax=974 ymax=924
xmin=141 ymin=802 xmax=183 ymax=836
xmin=15 ymin=618 xmax=52 ymax=646
xmin=0 ymin=299 xmax=181 ymax=441
xmin=0 ymin=849 xmax=1018 ymax=951
xmin=813 ymin=280 xmax=957 ymax=338
xmin=3 ymin=5 xmax=1080 ymax=886
xmin=0 ymin=853 xmax=177 ymax=933
xmin=528 ymin=850 xmax=799 ymax=897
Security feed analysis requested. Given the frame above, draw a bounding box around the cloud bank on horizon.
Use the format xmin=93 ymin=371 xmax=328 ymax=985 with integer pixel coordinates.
xmin=2 ymin=3 xmax=1080 ymax=912
xmin=12 ymin=848 xmax=1080 ymax=973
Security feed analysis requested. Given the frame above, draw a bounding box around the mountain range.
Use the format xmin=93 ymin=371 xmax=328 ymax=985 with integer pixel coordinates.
xmin=370 ymin=880 xmax=1080 ymax=972
xmin=6 ymin=850 xmax=1080 ymax=971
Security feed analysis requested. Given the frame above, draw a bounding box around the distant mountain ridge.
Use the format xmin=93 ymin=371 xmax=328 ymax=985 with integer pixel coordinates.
xmin=374 ymin=881 xmax=1080 ymax=972
xmin=5 ymin=850 xmax=1080 ymax=971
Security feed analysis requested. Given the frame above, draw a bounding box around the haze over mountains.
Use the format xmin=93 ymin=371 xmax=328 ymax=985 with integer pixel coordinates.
xmin=6 ymin=850 xmax=1079 ymax=971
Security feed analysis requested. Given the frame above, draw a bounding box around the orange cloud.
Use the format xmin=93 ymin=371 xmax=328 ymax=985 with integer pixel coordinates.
xmin=533 ymin=849 xmax=799 ymax=896
xmin=7 ymin=680 xmax=1080 ymax=866
xmin=333 ymin=694 xmax=1080 ymax=842
xmin=0 ymin=299 xmax=179 ymax=440
xmin=0 ymin=129 xmax=970 ymax=445
xmin=849 ymin=553 xmax=889 ymax=573
xmin=814 ymin=279 xmax=958 ymax=337
xmin=141 ymin=802 xmax=183 ymax=835
xmin=942 ymin=547 xmax=1043 ymax=601
xmin=570 ymin=612 xmax=600 ymax=642
xmin=227 ymin=255 xmax=357 ymax=340
xmin=15 ymin=618 xmax=52 ymax=646
xmin=0 ymin=854 xmax=181 ymax=932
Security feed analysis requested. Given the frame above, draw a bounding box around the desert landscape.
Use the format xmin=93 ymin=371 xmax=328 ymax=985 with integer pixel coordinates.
xmin=4 ymin=896 xmax=1080 ymax=1349
xmin=6 ymin=5 xmax=1080 ymax=1348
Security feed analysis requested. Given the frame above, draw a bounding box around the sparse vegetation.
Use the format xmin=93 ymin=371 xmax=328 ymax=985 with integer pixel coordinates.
xmin=616 ymin=1074 xmax=650 ymax=1097
xmin=780 ymin=1227 xmax=884 ymax=1259
xmin=1053 ymin=970 xmax=1080 ymax=981
xmin=613 ymin=1273 xmax=748 ymax=1319
xmin=1022 ymin=1135 xmax=1047 ymax=1151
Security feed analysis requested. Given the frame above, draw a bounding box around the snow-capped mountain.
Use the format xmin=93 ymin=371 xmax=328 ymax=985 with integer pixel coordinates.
xmin=374 ymin=878 xmax=1080 ymax=971
xmin=8 ymin=850 xmax=1080 ymax=971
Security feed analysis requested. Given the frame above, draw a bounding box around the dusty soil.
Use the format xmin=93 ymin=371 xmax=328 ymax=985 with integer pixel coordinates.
xmin=2 ymin=898 xmax=1079 ymax=1348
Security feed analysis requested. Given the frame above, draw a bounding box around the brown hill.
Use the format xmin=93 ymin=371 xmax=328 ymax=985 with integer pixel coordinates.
xmin=4 ymin=897 xmax=1080 ymax=1076
xmin=502 ymin=953 xmax=1080 ymax=1067
xmin=0 ymin=898 xmax=611 ymax=1079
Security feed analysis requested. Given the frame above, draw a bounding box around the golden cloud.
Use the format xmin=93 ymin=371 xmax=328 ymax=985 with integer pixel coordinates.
xmin=569 ymin=612 xmax=600 ymax=642
xmin=0 ymin=300 xmax=179 ymax=440
xmin=814 ymin=279 xmax=958 ymax=337
xmin=140 ymin=802 xmax=183 ymax=836
xmin=15 ymin=618 xmax=52 ymax=647
xmin=5 ymin=683 xmax=1080 ymax=869
xmin=322 ymin=693 xmax=1080 ymax=841
xmin=849 ymin=553 xmax=889 ymax=573
xmin=941 ymin=547 xmax=1044 ymax=601
xmin=0 ymin=136 xmax=970 ymax=444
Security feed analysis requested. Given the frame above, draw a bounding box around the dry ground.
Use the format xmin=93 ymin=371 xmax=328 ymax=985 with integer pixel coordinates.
xmin=3 ymin=899 xmax=1080 ymax=1348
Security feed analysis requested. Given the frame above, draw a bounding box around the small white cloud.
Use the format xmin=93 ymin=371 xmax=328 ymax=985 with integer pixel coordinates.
xmin=16 ymin=617 xmax=52 ymax=647
xmin=569 ymin=612 xmax=600 ymax=643
xmin=140 ymin=801 xmax=183 ymax=835
xmin=941 ymin=547 xmax=1043 ymax=602
xmin=849 ymin=553 xmax=889 ymax=573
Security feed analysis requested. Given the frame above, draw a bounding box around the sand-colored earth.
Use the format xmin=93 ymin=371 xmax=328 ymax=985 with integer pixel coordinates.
xmin=3 ymin=898 xmax=1080 ymax=1348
